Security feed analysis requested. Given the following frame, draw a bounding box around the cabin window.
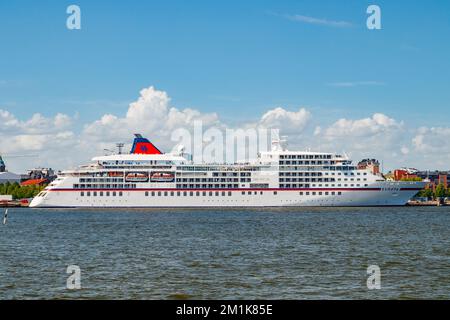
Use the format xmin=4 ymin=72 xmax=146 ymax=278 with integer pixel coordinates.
xmin=93 ymin=192 xmax=97 ymax=197
xmin=241 ymin=191 xmax=245 ymax=195
xmin=106 ymin=192 xmax=110 ymax=196
xmin=338 ymin=192 xmax=342 ymax=195
xmin=119 ymin=192 xmax=123 ymax=196
xmin=151 ymin=191 xmax=155 ymax=196
xmin=273 ymin=191 xmax=277 ymax=195
xmin=145 ymin=191 xmax=149 ymax=197
xmin=228 ymin=192 xmax=232 ymax=196
xmin=215 ymin=191 xmax=219 ymax=196
xmin=170 ymin=192 xmax=174 ymax=196
xmin=196 ymin=191 xmax=200 ymax=196
xmin=164 ymin=192 xmax=168 ymax=196
xmin=100 ymin=192 xmax=103 ymax=196
xmin=183 ymin=192 xmax=187 ymax=196
xmin=158 ymin=192 xmax=162 ymax=196
xmin=80 ymin=192 xmax=84 ymax=197
xmin=203 ymin=192 xmax=206 ymax=196
xmin=177 ymin=191 xmax=180 ymax=196
xmin=190 ymin=192 xmax=193 ymax=196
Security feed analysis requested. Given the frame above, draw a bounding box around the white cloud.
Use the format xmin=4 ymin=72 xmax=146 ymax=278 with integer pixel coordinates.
xmin=321 ymin=113 xmax=402 ymax=139
xmin=258 ymin=107 xmax=311 ymax=133
xmin=412 ymin=127 xmax=450 ymax=153
xmin=281 ymin=14 xmax=353 ymax=28
xmin=307 ymin=113 xmax=411 ymax=170
xmin=2 ymin=86 xmax=450 ymax=172
xmin=327 ymin=81 xmax=386 ymax=87
xmin=82 ymin=86 xmax=220 ymax=149
xmin=401 ymin=146 xmax=410 ymax=155
xmin=0 ymin=109 xmax=73 ymax=135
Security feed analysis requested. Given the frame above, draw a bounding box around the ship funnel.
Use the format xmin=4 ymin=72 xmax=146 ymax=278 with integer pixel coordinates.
xmin=130 ymin=134 xmax=163 ymax=154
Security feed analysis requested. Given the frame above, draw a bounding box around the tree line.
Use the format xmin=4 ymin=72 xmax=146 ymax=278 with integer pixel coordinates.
xmin=416 ymin=184 xmax=450 ymax=199
xmin=0 ymin=182 xmax=46 ymax=199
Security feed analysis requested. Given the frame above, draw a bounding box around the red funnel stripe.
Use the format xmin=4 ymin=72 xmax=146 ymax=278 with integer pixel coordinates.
xmin=130 ymin=134 xmax=163 ymax=154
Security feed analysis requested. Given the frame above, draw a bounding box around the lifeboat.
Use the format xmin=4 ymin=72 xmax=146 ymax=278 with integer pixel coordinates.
xmin=150 ymin=172 xmax=175 ymax=183
xmin=125 ymin=172 xmax=149 ymax=182
xmin=108 ymin=171 xmax=124 ymax=177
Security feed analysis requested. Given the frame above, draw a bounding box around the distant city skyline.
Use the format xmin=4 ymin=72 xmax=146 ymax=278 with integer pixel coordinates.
xmin=1 ymin=0 xmax=449 ymax=172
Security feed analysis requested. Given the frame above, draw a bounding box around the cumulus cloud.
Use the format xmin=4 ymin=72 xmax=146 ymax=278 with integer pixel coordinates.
xmin=82 ymin=86 xmax=220 ymax=150
xmin=320 ymin=113 xmax=402 ymax=139
xmin=412 ymin=127 xmax=450 ymax=153
xmin=2 ymin=86 xmax=450 ymax=172
xmin=278 ymin=13 xmax=353 ymax=28
xmin=308 ymin=113 xmax=412 ymax=170
xmin=258 ymin=107 xmax=311 ymax=133
xmin=0 ymin=109 xmax=73 ymax=135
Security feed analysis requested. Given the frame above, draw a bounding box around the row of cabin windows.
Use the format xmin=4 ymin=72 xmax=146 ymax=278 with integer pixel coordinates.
xmin=279 ymin=166 xmax=357 ymax=171
xmin=280 ymin=184 xmax=369 ymax=188
xmin=280 ymin=154 xmax=332 ymax=159
xmin=178 ymin=167 xmax=258 ymax=172
xmin=280 ymin=178 xmax=335 ymax=182
xmin=146 ymin=191 xmax=234 ymax=197
xmin=300 ymin=191 xmax=342 ymax=196
xmin=280 ymin=172 xmax=368 ymax=177
xmin=177 ymin=184 xmax=240 ymax=189
xmin=211 ymin=172 xmax=251 ymax=177
xmin=74 ymin=184 xmax=137 ymax=189
xmin=79 ymin=178 xmax=124 ymax=183
xmin=280 ymin=178 xmax=367 ymax=182
xmin=280 ymin=161 xmax=333 ymax=165
xmin=176 ymin=178 xmax=249 ymax=183
xmin=80 ymin=191 xmax=123 ymax=197
xmin=145 ymin=191 xmax=280 ymax=196
xmin=80 ymin=190 xmax=346 ymax=197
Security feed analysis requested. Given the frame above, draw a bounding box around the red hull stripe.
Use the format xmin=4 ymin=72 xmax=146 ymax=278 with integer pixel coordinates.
xmin=48 ymin=188 xmax=422 ymax=192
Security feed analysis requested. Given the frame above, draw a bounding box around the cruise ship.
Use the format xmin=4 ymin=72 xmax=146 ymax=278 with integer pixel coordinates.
xmin=30 ymin=134 xmax=425 ymax=208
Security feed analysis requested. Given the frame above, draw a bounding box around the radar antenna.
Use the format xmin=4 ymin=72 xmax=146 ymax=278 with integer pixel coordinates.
xmin=116 ymin=143 xmax=125 ymax=155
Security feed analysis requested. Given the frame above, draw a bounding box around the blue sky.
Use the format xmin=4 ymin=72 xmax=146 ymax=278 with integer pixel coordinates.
xmin=1 ymin=0 xmax=450 ymax=171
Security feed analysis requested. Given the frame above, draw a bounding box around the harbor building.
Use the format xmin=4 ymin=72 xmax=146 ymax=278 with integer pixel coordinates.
xmin=0 ymin=155 xmax=22 ymax=183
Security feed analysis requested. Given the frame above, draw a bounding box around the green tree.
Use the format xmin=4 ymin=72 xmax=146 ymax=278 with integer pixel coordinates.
xmin=435 ymin=184 xmax=446 ymax=199
xmin=417 ymin=188 xmax=433 ymax=199
xmin=0 ymin=182 xmax=47 ymax=199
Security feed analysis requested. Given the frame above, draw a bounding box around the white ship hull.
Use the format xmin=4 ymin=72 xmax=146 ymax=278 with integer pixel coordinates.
xmin=30 ymin=184 xmax=423 ymax=208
